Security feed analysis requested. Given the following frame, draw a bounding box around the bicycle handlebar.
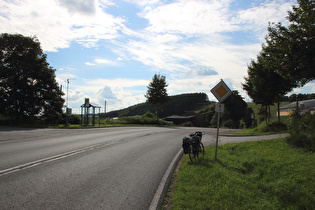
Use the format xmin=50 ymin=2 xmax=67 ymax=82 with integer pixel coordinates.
xmin=190 ymin=131 xmax=205 ymax=136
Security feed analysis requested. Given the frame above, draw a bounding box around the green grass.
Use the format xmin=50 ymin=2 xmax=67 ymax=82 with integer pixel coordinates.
xmin=164 ymin=138 xmax=315 ymax=209
xmin=236 ymin=121 xmax=289 ymax=135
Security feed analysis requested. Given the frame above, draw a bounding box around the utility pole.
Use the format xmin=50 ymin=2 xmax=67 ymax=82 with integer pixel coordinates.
xmin=65 ymin=78 xmax=71 ymax=126
xmin=104 ymin=101 xmax=107 ymax=113
xmin=66 ymin=79 xmax=69 ymax=108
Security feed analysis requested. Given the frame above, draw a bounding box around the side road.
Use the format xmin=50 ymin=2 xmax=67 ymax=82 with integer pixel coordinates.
xmin=150 ymin=133 xmax=290 ymax=210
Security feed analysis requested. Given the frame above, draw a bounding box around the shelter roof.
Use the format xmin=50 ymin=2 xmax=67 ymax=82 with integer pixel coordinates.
xmin=80 ymin=102 xmax=101 ymax=108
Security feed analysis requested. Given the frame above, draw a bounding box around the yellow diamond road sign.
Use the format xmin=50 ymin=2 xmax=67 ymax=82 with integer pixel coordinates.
xmin=211 ymin=79 xmax=232 ymax=103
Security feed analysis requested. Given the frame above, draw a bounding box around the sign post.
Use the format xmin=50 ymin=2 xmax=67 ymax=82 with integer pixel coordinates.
xmin=210 ymin=79 xmax=232 ymax=160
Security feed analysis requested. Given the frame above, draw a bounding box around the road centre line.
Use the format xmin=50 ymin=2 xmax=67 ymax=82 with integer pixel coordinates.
xmin=0 ymin=140 xmax=123 ymax=176
xmin=0 ymin=131 xmax=159 ymax=177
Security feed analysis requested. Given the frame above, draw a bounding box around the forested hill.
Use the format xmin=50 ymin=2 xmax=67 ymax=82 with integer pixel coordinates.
xmin=103 ymin=93 xmax=212 ymax=118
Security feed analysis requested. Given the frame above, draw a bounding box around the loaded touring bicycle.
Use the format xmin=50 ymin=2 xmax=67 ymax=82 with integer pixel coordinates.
xmin=182 ymin=131 xmax=205 ymax=162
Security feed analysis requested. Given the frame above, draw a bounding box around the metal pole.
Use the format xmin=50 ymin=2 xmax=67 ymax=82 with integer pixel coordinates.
xmin=65 ymin=79 xmax=69 ymax=126
xmin=215 ymin=112 xmax=220 ymax=160
xmin=66 ymin=79 xmax=69 ymax=107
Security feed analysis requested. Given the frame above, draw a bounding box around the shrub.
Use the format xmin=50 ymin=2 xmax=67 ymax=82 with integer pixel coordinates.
xmin=222 ymin=119 xmax=233 ymax=128
xmin=252 ymin=121 xmax=287 ymax=133
xmin=44 ymin=113 xmax=64 ymax=124
xmin=69 ymin=114 xmax=81 ymax=124
xmin=142 ymin=111 xmax=156 ymax=118
xmin=181 ymin=122 xmax=193 ymax=127
xmin=286 ymin=111 xmax=315 ymax=151
xmin=265 ymin=121 xmax=288 ymax=132
xmin=118 ymin=115 xmax=166 ymax=125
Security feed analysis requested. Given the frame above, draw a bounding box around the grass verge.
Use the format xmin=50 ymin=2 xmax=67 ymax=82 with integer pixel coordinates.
xmin=235 ymin=121 xmax=288 ymax=135
xmin=164 ymin=138 xmax=314 ymax=209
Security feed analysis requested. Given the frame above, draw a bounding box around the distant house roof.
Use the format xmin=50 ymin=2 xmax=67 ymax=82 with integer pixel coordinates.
xmin=280 ymin=99 xmax=315 ymax=110
xmin=280 ymin=99 xmax=315 ymax=115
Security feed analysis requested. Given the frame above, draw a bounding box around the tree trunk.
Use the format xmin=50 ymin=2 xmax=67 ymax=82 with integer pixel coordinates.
xmin=268 ymin=105 xmax=271 ymax=124
xmin=156 ymin=104 xmax=159 ymax=124
xmin=277 ymin=101 xmax=280 ymax=123
xmin=265 ymin=105 xmax=268 ymax=125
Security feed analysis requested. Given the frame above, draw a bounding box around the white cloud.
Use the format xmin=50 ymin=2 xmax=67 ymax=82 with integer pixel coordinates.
xmin=67 ymin=89 xmax=85 ymax=107
xmin=95 ymin=59 xmax=114 ymax=64
xmin=154 ymin=34 xmax=182 ymax=43
xmin=58 ymin=0 xmax=96 ymax=15
xmin=85 ymin=58 xmax=116 ymax=66
xmin=235 ymin=0 xmax=295 ymax=40
xmin=237 ymin=1 xmax=294 ymax=26
xmin=2 ymin=0 xmax=304 ymax=111
xmin=125 ymin=0 xmax=160 ymax=7
xmin=0 ymin=0 xmax=125 ymax=52
xmin=142 ymin=0 xmax=236 ymax=35
xmin=97 ymin=86 xmax=117 ymax=99
xmin=85 ymin=62 xmax=96 ymax=66
xmin=290 ymin=81 xmax=315 ymax=95
xmin=84 ymin=78 xmax=148 ymax=89
xmin=64 ymin=78 xmax=149 ymax=112
xmin=117 ymin=0 xmax=296 ymax=103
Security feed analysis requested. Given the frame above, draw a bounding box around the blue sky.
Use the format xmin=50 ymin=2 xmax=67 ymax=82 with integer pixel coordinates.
xmin=1 ymin=0 xmax=314 ymax=113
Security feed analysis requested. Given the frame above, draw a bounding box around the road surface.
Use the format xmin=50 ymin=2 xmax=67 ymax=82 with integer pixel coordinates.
xmin=0 ymin=126 xmax=286 ymax=209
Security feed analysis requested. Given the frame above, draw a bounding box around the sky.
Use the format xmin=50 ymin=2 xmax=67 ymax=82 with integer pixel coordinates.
xmin=1 ymin=0 xmax=314 ymax=114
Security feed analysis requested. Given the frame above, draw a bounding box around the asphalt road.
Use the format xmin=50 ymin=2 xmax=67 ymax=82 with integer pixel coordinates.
xmin=0 ymin=126 xmax=288 ymax=209
xmin=0 ymin=126 xmax=229 ymax=209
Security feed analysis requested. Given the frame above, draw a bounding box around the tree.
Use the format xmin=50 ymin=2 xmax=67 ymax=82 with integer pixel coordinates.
xmin=221 ymin=91 xmax=247 ymax=128
xmin=243 ymin=0 xmax=314 ymax=124
xmin=145 ymin=73 xmax=169 ymax=122
xmin=242 ymin=52 xmax=293 ymax=124
xmin=264 ymin=0 xmax=315 ymax=87
xmin=243 ymin=107 xmax=256 ymax=128
xmin=0 ymin=33 xmax=64 ymax=122
xmin=209 ymin=91 xmax=247 ymax=128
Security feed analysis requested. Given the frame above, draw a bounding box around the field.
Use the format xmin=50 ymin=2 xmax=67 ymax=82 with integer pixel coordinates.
xmin=164 ymin=138 xmax=315 ymax=209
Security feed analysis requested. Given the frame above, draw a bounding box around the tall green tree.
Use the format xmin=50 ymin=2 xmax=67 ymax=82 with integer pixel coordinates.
xmin=242 ymin=52 xmax=293 ymax=124
xmin=145 ymin=73 xmax=169 ymax=122
xmin=243 ymin=0 xmax=313 ymax=124
xmin=223 ymin=91 xmax=248 ymax=128
xmin=0 ymin=33 xmax=64 ymax=122
xmin=264 ymin=0 xmax=315 ymax=87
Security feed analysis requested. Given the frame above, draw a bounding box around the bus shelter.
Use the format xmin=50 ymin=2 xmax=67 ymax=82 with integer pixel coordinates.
xmin=80 ymin=98 xmax=101 ymax=126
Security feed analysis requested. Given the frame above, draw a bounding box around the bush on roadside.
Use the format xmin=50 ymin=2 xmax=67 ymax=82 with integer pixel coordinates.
xmin=44 ymin=113 xmax=62 ymax=124
xmin=45 ymin=113 xmax=81 ymax=125
xmin=116 ymin=111 xmax=166 ymax=125
xmin=181 ymin=122 xmax=193 ymax=127
xmin=286 ymin=110 xmax=315 ymax=152
xmin=142 ymin=111 xmax=156 ymax=119
xmin=265 ymin=121 xmax=288 ymax=132
xmin=252 ymin=121 xmax=287 ymax=133
xmin=68 ymin=114 xmax=81 ymax=124
xmin=120 ymin=116 xmax=157 ymax=124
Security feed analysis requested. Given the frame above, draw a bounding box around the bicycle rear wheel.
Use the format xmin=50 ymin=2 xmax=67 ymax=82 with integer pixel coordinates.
xmin=198 ymin=142 xmax=205 ymax=158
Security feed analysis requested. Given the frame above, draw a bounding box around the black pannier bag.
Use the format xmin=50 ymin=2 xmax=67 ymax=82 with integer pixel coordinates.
xmin=182 ymin=137 xmax=191 ymax=154
xmin=190 ymin=135 xmax=200 ymax=153
xmin=190 ymin=135 xmax=200 ymax=144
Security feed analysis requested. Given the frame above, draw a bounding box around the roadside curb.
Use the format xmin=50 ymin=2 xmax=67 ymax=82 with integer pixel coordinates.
xmin=149 ymin=149 xmax=183 ymax=210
